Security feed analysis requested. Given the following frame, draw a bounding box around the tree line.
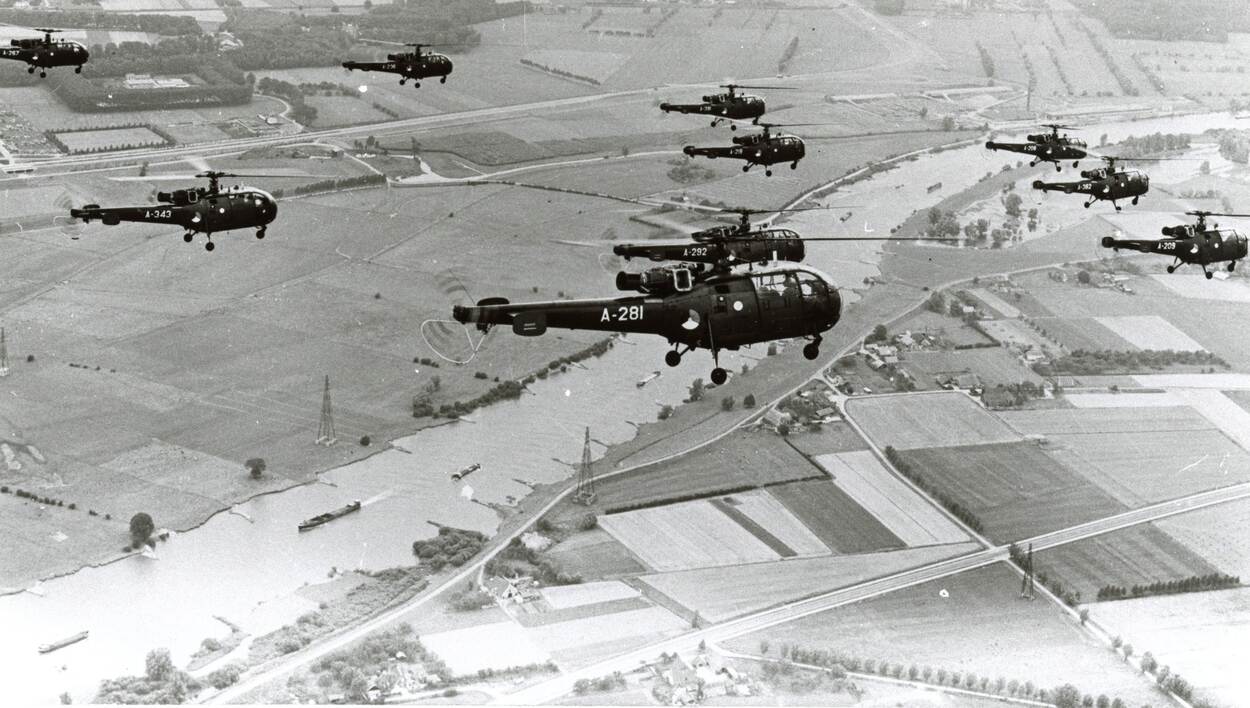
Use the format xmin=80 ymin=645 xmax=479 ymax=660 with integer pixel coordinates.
xmin=1034 ymin=349 xmax=1228 ymax=376
xmin=1097 ymin=573 xmax=1240 ymax=600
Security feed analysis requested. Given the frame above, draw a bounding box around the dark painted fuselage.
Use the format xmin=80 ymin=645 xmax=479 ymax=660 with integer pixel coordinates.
xmin=683 ymin=134 xmax=805 ymax=173
xmin=453 ymin=264 xmax=840 ymax=353
xmin=1033 ymin=168 xmax=1149 ymax=210
xmin=342 ymin=53 xmax=452 ymax=85
xmin=613 ymin=228 xmax=806 ymax=266
xmin=1102 ymin=225 xmax=1247 ymax=276
xmin=660 ymin=94 xmax=765 ymax=126
xmin=985 ymin=134 xmax=1087 ymax=168
xmin=70 ymin=186 xmax=277 ymax=236
xmin=0 ymin=38 xmax=88 ymax=74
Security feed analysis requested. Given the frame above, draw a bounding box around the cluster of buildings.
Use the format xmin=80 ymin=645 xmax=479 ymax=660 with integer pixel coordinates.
xmin=648 ymin=650 xmax=756 ymax=705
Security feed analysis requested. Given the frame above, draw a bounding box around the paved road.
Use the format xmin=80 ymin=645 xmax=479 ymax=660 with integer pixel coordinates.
xmin=500 ymin=480 xmax=1250 ymax=705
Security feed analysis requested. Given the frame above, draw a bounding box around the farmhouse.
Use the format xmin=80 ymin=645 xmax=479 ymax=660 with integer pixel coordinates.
xmin=483 ymin=575 xmax=542 ymax=605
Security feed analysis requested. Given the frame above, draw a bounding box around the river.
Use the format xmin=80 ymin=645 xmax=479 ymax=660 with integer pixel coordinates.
xmin=2 ymin=108 xmax=1242 ymax=705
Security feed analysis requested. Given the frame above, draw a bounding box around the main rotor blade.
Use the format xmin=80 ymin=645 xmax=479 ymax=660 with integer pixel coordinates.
xmin=797 ymin=237 xmax=961 ymax=242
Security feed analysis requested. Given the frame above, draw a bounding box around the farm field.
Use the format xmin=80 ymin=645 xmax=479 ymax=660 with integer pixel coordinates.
xmin=815 ymin=451 xmax=968 ymax=547
xmin=1157 ymin=497 xmax=1250 ymax=580
xmin=543 ymin=528 xmax=648 ymax=581
xmin=523 ymin=606 xmax=688 ymax=668
xmin=997 ymin=406 xmax=1212 ymax=436
xmin=1036 ymin=523 xmax=1219 ymax=602
xmin=845 ymin=391 xmax=1023 ymax=451
xmin=1094 ymin=315 xmax=1206 ymax=351
xmin=783 ymin=421 xmax=869 ymax=456
xmin=1149 ymin=273 xmax=1250 ymax=304
xmin=1031 ymin=316 xmax=1137 ymax=352
xmin=768 ymin=479 xmax=902 ymax=555
xmin=639 ymin=542 xmax=979 ymax=624
xmin=904 ymin=348 xmax=1043 ymax=387
xmin=1006 ymin=402 xmax=1250 ymax=507
xmin=578 ymin=428 xmax=825 ymax=514
xmin=600 ymin=500 xmax=780 ymax=571
xmin=420 ymin=621 xmax=551 ymax=676
xmin=1091 ymin=587 xmax=1250 ymax=708
xmin=53 ymin=127 xmax=166 ymax=153
xmin=726 ymin=563 xmax=1161 ymax=708
xmin=304 ymin=96 xmax=391 ymax=128
xmin=896 ymin=442 xmax=1126 ymax=542
xmin=539 ymin=581 xmax=640 ymax=611
xmin=720 ymin=490 xmax=830 ymax=558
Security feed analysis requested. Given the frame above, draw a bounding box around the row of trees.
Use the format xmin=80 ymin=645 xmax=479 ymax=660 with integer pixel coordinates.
xmin=778 ymin=36 xmax=800 ymax=74
xmin=1036 ymin=349 xmax=1228 ymax=376
xmin=412 ymin=338 xmax=614 ymax=420
xmin=1097 ymin=573 xmax=1240 ymax=600
xmin=772 ymin=642 xmax=1131 ymax=707
xmin=1113 ymin=132 xmax=1191 ymax=158
xmin=883 ymin=446 xmax=985 ymax=533
xmin=518 ymin=57 xmax=602 ymax=85
xmin=975 ymin=42 xmax=995 ymax=79
xmin=1076 ymin=20 xmax=1139 ymax=96
xmin=269 ymin=173 xmax=387 ymax=199
xmin=0 ymin=8 xmax=199 ymax=35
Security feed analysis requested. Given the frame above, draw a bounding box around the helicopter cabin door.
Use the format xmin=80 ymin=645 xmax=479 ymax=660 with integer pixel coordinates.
xmin=753 ymin=272 xmax=803 ymax=339
xmin=706 ymin=279 xmax=757 ymax=347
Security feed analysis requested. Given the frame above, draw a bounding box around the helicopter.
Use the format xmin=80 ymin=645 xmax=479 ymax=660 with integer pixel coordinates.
xmin=682 ymin=122 xmax=812 ymax=175
xmin=607 ymin=206 xmax=944 ymax=271
xmin=985 ymin=124 xmax=1087 ymax=171
xmin=69 ymin=170 xmax=286 ymax=251
xmin=1101 ymin=211 xmax=1250 ymax=279
xmin=0 ymin=28 xmax=88 ymax=78
xmin=660 ymin=84 xmax=794 ymax=129
xmin=453 ymin=261 xmax=841 ymax=386
xmin=342 ymin=43 xmax=452 ymax=87
xmin=1032 ymin=155 xmax=1151 ymax=210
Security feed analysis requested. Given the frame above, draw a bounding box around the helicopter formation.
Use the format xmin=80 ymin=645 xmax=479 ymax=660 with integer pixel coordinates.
xmin=982 ymin=125 xmax=1246 ymax=273
xmin=6 ymin=35 xmax=1238 ymax=372
xmin=449 ymin=205 xmax=952 ymax=384
xmin=663 ymin=83 xmax=818 ymax=174
xmin=0 ymin=28 xmax=89 ymax=77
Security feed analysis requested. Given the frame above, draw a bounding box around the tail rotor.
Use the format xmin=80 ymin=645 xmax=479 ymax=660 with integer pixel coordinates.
xmin=53 ymin=192 xmax=86 ymax=239
xmin=420 ymin=270 xmax=492 ymax=365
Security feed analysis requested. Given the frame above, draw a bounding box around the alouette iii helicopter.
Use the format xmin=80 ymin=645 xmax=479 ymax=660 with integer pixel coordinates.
xmin=0 ymin=28 xmax=89 ymax=77
xmin=1032 ymin=155 xmax=1153 ymax=210
xmin=1101 ymin=211 xmax=1250 ymax=279
xmin=659 ymin=84 xmax=794 ymax=129
xmin=342 ymin=42 xmax=453 ymax=87
xmin=682 ymin=122 xmax=813 ymax=175
xmin=449 ymin=208 xmax=951 ymax=385
xmin=985 ymin=124 xmax=1088 ymax=171
xmin=68 ymin=167 xmax=292 ymax=251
